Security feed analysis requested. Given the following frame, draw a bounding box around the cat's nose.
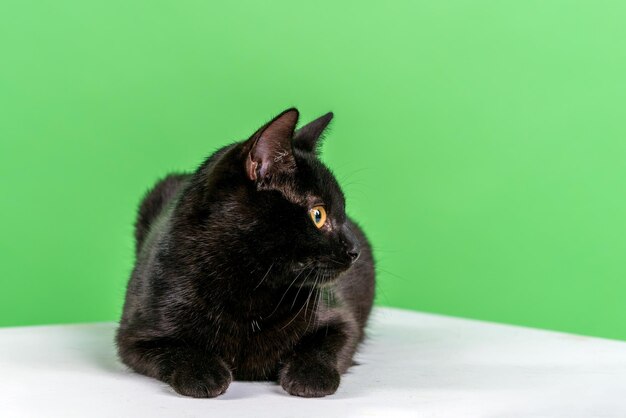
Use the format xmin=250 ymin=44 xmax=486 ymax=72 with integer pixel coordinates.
xmin=341 ymin=225 xmax=360 ymax=264
xmin=339 ymin=240 xmax=360 ymax=265
xmin=346 ymin=245 xmax=360 ymax=264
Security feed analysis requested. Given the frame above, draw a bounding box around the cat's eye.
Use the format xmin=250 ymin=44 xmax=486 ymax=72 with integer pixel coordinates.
xmin=309 ymin=206 xmax=327 ymax=229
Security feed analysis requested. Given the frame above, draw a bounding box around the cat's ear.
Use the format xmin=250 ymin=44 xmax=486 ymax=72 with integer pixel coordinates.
xmin=293 ymin=112 xmax=333 ymax=153
xmin=245 ymin=108 xmax=299 ymax=182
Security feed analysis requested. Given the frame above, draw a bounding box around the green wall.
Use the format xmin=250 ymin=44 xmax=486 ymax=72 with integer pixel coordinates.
xmin=1 ymin=1 xmax=625 ymax=340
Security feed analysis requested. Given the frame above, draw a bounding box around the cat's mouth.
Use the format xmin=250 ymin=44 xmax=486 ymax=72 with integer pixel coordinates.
xmin=302 ymin=266 xmax=347 ymax=286
xmin=292 ymin=259 xmax=351 ymax=286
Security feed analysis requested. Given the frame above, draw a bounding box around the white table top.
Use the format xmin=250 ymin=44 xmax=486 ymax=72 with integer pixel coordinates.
xmin=1 ymin=307 xmax=625 ymax=418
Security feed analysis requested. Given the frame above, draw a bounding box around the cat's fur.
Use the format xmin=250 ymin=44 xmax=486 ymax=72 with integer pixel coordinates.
xmin=116 ymin=108 xmax=375 ymax=398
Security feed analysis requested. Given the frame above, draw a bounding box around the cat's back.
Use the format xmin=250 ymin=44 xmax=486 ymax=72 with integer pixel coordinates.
xmin=134 ymin=144 xmax=236 ymax=252
xmin=134 ymin=173 xmax=191 ymax=254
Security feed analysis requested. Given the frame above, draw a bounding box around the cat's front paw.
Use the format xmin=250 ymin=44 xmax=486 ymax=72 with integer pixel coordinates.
xmin=168 ymin=358 xmax=232 ymax=398
xmin=279 ymin=358 xmax=340 ymax=398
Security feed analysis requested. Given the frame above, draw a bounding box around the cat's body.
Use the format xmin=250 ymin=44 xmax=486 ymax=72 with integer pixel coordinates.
xmin=116 ymin=109 xmax=375 ymax=397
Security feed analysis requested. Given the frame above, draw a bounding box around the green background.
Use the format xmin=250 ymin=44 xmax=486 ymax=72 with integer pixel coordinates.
xmin=1 ymin=1 xmax=625 ymax=340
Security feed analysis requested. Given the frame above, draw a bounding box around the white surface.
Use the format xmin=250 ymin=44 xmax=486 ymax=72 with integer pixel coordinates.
xmin=1 ymin=308 xmax=625 ymax=418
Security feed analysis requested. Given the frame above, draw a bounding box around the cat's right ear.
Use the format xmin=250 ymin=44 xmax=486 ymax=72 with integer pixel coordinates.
xmin=245 ymin=108 xmax=299 ymax=182
xmin=293 ymin=112 xmax=333 ymax=153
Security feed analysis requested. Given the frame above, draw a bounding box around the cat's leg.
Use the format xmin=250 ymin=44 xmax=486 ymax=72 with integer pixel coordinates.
xmin=279 ymin=319 xmax=359 ymax=397
xmin=117 ymin=336 xmax=232 ymax=398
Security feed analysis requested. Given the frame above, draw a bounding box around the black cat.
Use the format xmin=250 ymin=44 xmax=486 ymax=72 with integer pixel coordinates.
xmin=116 ymin=108 xmax=375 ymax=398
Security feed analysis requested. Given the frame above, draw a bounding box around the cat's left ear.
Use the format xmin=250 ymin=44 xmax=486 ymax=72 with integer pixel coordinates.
xmin=293 ymin=112 xmax=333 ymax=153
xmin=245 ymin=108 xmax=299 ymax=182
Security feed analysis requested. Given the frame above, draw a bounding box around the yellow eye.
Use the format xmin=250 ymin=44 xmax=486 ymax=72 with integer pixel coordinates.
xmin=309 ymin=206 xmax=327 ymax=229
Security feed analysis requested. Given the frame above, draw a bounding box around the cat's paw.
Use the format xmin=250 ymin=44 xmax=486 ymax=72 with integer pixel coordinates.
xmin=169 ymin=358 xmax=232 ymax=398
xmin=279 ymin=358 xmax=340 ymax=398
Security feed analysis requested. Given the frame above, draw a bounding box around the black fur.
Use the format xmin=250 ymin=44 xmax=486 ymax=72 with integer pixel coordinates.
xmin=116 ymin=108 xmax=375 ymax=398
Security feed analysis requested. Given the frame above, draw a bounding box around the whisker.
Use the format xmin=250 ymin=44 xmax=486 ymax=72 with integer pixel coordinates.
xmin=302 ymin=276 xmax=317 ymax=331
xmin=281 ymin=270 xmax=317 ymax=331
xmin=263 ymin=261 xmax=313 ymax=319
xmin=253 ymin=262 xmax=274 ymax=290
xmin=376 ymin=267 xmax=407 ymax=282
xmin=290 ymin=266 xmax=314 ymax=309
xmin=304 ymin=273 xmax=321 ymax=334
xmin=312 ymin=286 xmax=323 ymax=329
xmin=326 ymin=258 xmax=344 ymax=266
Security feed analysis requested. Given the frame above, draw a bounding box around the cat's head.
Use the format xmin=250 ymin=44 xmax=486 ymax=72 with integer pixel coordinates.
xmin=183 ymin=108 xmax=360 ymax=289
